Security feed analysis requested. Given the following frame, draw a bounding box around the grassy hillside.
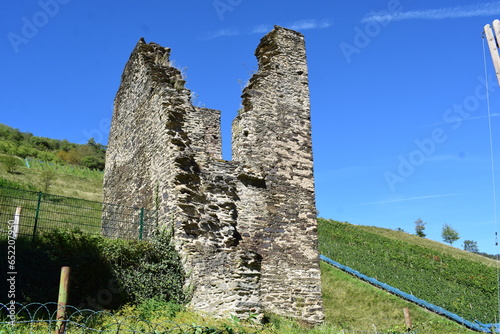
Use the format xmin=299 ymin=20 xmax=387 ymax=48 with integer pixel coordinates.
xmin=320 ymin=262 xmax=476 ymax=333
xmin=355 ymin=224 xmax=498 ymax=267
xmin=0 ymin=154 xmax=103 ymax=201
xmin=318 ymin=218 xmax=498 ymax=325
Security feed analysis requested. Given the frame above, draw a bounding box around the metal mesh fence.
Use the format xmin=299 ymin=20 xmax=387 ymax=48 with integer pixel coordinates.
xmin=0 ymin=186 xmax=156 ymax=241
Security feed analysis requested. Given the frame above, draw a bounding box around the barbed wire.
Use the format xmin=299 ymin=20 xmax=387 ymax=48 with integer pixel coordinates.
xmin=0 ymin=302 xmax=247 ymax=334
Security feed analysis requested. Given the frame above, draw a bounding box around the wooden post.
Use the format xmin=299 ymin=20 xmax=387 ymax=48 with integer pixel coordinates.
xmin=55 ymin=266 xmax=70 ymax=334
xmin=403 ymin=307 xmax=412 ymax=331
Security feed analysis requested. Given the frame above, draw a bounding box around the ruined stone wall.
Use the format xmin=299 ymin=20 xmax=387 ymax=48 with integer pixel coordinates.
xmin=232 ymin=26 xmax=323 ymax=322
xmin=103 ymin=39 xmax=190 ymax=236
xmin=103 ymin=27 xmax=323 ymax=323
xmin=185 ymin=107 xmax=222 ymax=161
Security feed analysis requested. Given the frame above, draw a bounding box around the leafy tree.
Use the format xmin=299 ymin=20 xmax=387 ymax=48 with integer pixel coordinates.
xmin=1 ymin=155 xmax=22 ymax=173
xmin=414 ymin=218 xmax=426 ymax=237
xmin=442 ymin=224 xmax=460 ymax=246
xmin=81 ymin=155 xmax=105 ymax=170
xmin=8 ymin=128 xmax=23 ymax=142
xmin=463 ymin=240 xmax=479 ymax=253
xmin=29 ymin=136 xmax=51 ymax=150
xmin=40 ymin=170 xmax=56 ymax=192
xmin=86 ymin=137 xmax=106 ymax=155
xmin=59 ymin=139 xmax=75 ymax=152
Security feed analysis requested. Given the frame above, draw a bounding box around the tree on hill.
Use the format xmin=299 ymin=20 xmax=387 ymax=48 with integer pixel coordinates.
xmin=0 ymin=155 xmax=22 ymax=173
xmin=56 ymin=138 xmax=106 ymax=170
xmin=414 ymin=218 xmax=426 ymax=237
xmin=463 ymin=240 xmax=479 ymax=253
xmin=40 ymin=169 xmax=56 ymax=192
xmin=442 ymin=224 xmax=460 ymax=246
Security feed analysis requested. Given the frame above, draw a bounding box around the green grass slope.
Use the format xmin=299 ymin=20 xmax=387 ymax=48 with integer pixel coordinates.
xmin=320 ymin=262 xmax=477 ymax=333
xmin=355 ymin=224 xmax=498 ymax=267
xmin=318 ymin=218 xmax=498 ymax=325
xmin=0 ymin=155 xmax=103 ymax=201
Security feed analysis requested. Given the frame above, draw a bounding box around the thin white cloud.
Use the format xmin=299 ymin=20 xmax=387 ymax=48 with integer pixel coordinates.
xmin=357 ymin=193 xmax=458 ymax=206
xmin=202 ymin=19 xmax=332 ymax=40
xmin=319 ymin=20 xmax=334 ymax=29
xmin=425 ymin=113 xmax=500 ymax=127
xmin=362 ymin=2 xmax=500 ymax=23
xmin=287 ymin=19 xmax=333 ymax=31
xmin=465 ymin=113 xmax=500 ymax=121
xmin=202 ymin=28 xmax=240 ymax=41
xmin=251 ymin=24 xmax=272 ymax=34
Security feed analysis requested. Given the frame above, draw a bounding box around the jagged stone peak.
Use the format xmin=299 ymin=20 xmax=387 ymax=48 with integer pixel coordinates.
xmin=255 ymin=26 xmax=306 ymax=68
xmin=258 ymin=25 xmax=304 ymax=46
xmin=131 ymin=37 xmax=171 ymax=66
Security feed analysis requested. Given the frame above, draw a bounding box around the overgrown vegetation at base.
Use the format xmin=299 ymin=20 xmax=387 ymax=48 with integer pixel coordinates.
xmin=0 ymin=229 xmax=186 ymax=309
xmin=0 ymin=300 xmax=261 ymax=334
xmin=0 ymin=294 xmax=478 ymax=334
xmin=318 ymin=218 xmax=497 ymax=324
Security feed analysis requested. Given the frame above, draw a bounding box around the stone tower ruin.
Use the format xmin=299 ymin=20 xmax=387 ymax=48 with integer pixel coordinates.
xmin=103 ymin=26 xmax=324 ymax=323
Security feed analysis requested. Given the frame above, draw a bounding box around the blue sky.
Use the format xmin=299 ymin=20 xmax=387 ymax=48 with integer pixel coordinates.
xmin=1 ymin=1 xmax=500 ymax=254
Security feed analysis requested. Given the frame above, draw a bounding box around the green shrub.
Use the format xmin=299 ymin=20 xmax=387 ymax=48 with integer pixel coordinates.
xmin=103 ymin=230 xmax=186 ymax=304
xmin=0 ymin=229 xmax=186 ymax=309
xmin=40 ymin=169 xmax=57 ymax=192
xmin=81 ymin=155 xmax=105 ymax=171
xmin=0 ymin=177 xmax=36 ymax=190
xmin=0 ymin=155 xmax=22 ymax=173
xmin=136 ymin=296 xmax=185 ymax=319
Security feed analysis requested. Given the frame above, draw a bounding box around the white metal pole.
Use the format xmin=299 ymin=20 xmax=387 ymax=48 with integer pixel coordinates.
xmin=484 ymin=23 xmax=500 ymax=86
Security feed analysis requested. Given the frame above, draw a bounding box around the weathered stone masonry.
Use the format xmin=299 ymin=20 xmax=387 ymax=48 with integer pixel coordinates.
xmin=103 ymin=26 xmax=324 ymax=323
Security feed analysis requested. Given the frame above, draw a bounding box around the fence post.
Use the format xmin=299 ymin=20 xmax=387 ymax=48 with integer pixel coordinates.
xmin=139 ymin=208 xmax=144 ymax=240
xmin=55 ymin=266 xmax=70 ymax=334
xmin=403 ymin=307 xmax=412 ymax=331
xmin=32 ymin=192 xmax=43 ymax=243
xmin=13 ymin=207 xmax=21 ymax=239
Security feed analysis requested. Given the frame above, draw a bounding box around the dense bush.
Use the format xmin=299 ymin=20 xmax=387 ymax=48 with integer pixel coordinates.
xmin=0 ymin=155 xmax=22 ymax=173
xmin=0 ymin=229 xmax=186 ymax=309
xmin=102 ymin=230 xmax=186 ymax=304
